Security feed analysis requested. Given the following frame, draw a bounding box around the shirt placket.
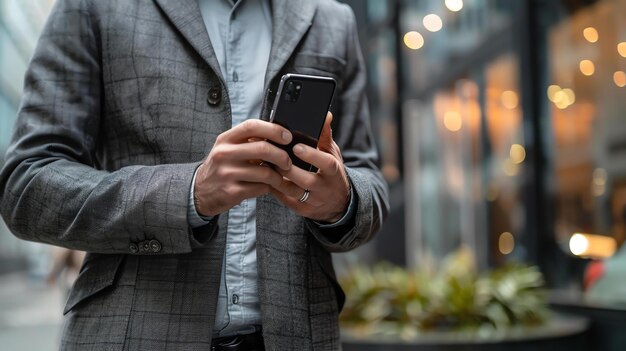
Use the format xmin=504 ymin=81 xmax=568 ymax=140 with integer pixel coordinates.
xmin=224 ymin=4 xmax=248 ymax=331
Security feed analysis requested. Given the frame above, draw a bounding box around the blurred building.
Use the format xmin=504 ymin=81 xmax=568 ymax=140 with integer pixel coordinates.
xmin=0 ymin=0 xmax=54 ymax=272
xmin=345 ymin=0 xmax=626 ymax=290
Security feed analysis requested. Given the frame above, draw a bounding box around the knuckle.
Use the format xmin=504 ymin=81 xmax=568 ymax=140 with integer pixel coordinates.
xmin=225 ymin=184 xmax=241 ymax=198
xmin=218 ymin=167 xmax=233 ymax=179
xmin=242 ymin=119 xmax=259 ymax=133
xmin=240 ymin=120 xmax=253 ymax=134
xmin=330 ymin=159 xmax=340 ymax=175
xmin=302 ymin=178 xmax=316 ymax=190
xmin=281 ymin=153 xmax=291 ymax=167
xmin=260 ymin=142 xmax=272 ymax=156
xmin=211 ymin=148 xmax=228 ymax=162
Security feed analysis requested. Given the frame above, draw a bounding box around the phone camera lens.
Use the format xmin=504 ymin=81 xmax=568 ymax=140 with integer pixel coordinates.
xmin=283 ymin=80 xmax=302 ymax=102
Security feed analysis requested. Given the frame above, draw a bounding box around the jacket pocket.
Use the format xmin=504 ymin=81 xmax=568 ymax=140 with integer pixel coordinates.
xmin=311 ymin=242 xmax=346 ymax=312
xmin=292 ymin=53 xmax=346 ymax=81
xmin=63 ymin=253 xmax=125 ymax=315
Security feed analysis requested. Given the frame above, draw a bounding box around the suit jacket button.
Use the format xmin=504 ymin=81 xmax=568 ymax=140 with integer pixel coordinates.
xmin=142 ymin=241 xmax=151 ymax=252
xmin=129 ymin=243 xmax=139 ymax=254
xmin=149 ymin=239 xmax=162 ymax=253
xmin=207 ymin=88 xmax=221 ymax=106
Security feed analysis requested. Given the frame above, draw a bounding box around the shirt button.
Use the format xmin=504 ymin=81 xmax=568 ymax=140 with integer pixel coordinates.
xmin=129 ymin=243 xmax=139 ymax=254
xmin=232 ymin=294 xmax=239 ymax=305
xmin=207 ymin=87 xmax=222 ymax=106
xmin=149 ymin=239 xmax=162 ymax=253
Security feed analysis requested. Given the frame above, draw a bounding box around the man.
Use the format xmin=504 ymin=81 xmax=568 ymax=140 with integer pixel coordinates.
xmin=0 ymin=0 xmax=388 ymax=349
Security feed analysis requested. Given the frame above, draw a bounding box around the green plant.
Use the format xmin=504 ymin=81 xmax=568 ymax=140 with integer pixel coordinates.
xmin=339 ymin=248 xmax=548 ymax=340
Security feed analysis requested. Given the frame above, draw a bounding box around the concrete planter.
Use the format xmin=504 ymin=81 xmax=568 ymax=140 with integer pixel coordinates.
xmin=342 ymin=315 xmax=589 ymax=351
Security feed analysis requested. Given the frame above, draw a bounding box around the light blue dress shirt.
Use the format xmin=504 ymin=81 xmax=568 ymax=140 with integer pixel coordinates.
xmin=197 ymin=0 xmax=271 ymax=337
xmin=190 ymin=0 xmax=356 ymax=338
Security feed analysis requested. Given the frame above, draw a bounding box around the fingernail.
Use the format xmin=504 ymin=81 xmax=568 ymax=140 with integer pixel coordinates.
xmin=293 ymin=145 xmax=304 ymax=155
xmin=282 ymin=131 xmax=292 ymax=143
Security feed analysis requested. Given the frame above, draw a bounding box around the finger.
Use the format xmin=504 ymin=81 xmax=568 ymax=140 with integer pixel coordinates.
xmin=292 ymin=143 xmax=340 ymax=176
xmin=278 ymin=164 xmax=320 ymax=191
xmin=240 ymin=182 xmax=274 ymax=199
xmin=212 ymin=141 xmax=292 ymax=171
xmin=221 ymin=182 xmax=273 ymax=203
xmin=269 ymin=188 xmax=322 ymax=218
xmin=272 ymin=176 xmax=304 ymax=198
xmin=318 ymin=112 xmax=333 ymax=151
xmin=220 ymin=165 xmax=284 ymax=188
xmin=270 ymin=188 xmax=303 ymax=209
xmin=219 ymin=119 xmax=292 ymax=145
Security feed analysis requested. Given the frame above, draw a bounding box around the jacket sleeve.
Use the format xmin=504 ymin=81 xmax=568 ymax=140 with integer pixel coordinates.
xmin=0 ymin=0 xmax=217 ymax=255
xmin=306 ymin=4 xmax=389 ymax=252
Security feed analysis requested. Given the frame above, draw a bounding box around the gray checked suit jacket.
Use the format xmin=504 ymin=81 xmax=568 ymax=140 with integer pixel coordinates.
xmin=0 ymin=0 xmax=388 ymax=349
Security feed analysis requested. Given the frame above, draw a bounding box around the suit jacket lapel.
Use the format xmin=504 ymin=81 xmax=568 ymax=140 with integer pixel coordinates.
xmin=264 ymin=0 xmax=316 ymax=87
xmin=153 ymin=0 xmax=224 ymax=82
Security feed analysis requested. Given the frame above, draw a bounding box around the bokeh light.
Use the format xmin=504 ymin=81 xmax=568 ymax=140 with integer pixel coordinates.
xmin=404 ymin=31 xmax=424 ymax=50
xmin=618 ymin=42 xmax=626 ymax=57
xmin=583 ymin=27 xmax=598 ymax=43
xmin=579 ymin=59 xmax=595 ymax=76
xmin=423 ymin=14 xmax=443 ymax=32
xmin=501 ymin=90 xmax=519 ymax=109
xmin=443 ymin=111 xmax=462 ymax=131
xmin=614 ymin=71 xmax=626 ymax=87
xmin=510 ymin=144 xmax=526 ymax=164
xmin=499 ymin=232 xmax=515 ymax=255
xmin=445 ymin=0 xmax=463 ymax=12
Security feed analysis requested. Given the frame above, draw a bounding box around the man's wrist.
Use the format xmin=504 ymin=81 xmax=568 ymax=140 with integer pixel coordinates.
xmin=316 ymin=180 xmax=355 ymax=228
xmin=188 ymin=165 xmax=215 ymax=228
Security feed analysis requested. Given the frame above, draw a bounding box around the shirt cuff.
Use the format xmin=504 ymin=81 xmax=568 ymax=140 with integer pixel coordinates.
xmin=187 ymin=166 xmax=215 ymax=228
xmin=314 ymin=182 xmax=356 ymax=229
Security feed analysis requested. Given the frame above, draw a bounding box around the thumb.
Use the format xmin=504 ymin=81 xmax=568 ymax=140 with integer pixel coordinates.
xmin=318 ymin=112 xmax=333 ymax=151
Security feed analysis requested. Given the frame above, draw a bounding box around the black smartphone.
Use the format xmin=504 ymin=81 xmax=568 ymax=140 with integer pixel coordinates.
xmin=269 ymin=73 xmax=336 ymax=172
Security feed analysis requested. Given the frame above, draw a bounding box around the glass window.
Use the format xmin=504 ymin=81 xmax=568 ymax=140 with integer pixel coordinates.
xmin=404 ymin=52 xmax=525 ymax=268
xmin=545 ymin=0 xmax=626 ymax=303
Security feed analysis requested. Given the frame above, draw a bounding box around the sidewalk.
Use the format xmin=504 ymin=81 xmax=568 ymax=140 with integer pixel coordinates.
xmin=0 ymin=272 xmax=64 ymax=350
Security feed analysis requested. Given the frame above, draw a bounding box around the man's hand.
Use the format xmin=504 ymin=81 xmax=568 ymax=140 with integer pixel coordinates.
xmin=271 ymin=112 xmax=351 ymax=223
xmin=194 ymin=120 xmax=293 ymax=217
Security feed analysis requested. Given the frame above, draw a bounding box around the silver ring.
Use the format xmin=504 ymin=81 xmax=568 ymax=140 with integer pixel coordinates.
xmin=298 ymin=189 xmax=310 ymax=203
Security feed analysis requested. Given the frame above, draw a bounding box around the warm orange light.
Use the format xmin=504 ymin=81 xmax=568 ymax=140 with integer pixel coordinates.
xmin=614 ymin=71 xmax=626 ymax=88
xmin=510 ymin=144 xmax=526 ymax=164
xmin=499 ymin=232 xmax=515 ymax=255
xmin=618 ymin=42 xmax=626 ymax=58
xmin=501 ymin=90 xmax=519 ymax=109
xmin=583 ymin=27 xmax=599 ymax=43
xmin=423 ymin=14 xmax=443 ymax=32
xmin=443 ymin=111 xmax=462 ymax=132
xmin=547 ymin=85 xmax=561 ymax=102
xmin=547 ymin=85 xmax=575 ymax=109
xmin=562 ymin=88 xmax=576 ymax=105
xmin=579 ymin=60 xmax=595 ymax=76
xmin=569 ymin=233 xmax=616 ymax=259
xmin=404 ymin=31 xmax=424 ymax=50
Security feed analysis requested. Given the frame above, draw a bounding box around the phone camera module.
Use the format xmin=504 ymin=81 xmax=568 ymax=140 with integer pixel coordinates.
xmin=283 ymin=80 xmax=302 ymax=102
